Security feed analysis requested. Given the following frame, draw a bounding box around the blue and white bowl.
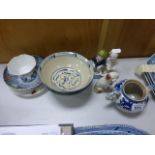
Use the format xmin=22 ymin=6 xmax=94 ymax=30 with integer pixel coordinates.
xmin=3 ymin=55 xmax=46 ymax=97
xmin=39 ymin=52 xmax=94 ymax=94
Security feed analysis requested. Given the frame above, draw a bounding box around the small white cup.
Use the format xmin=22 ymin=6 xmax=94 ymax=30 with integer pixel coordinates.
xmin=7 ymin=54 xmax=36 ymax=76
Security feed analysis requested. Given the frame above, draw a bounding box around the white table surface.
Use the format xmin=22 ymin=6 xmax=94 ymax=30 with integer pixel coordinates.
xmin=0 ymin=58 xmax=155 ymax=134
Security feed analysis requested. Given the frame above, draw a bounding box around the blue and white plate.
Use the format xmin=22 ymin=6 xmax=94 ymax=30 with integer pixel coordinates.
xmin=144 ymin=54 xmax=155 ymax=96
xmin=75 ymin=130 xmax=132 ymax=135
xmin=3 ymin=56 xmax=43 ymax=90
xmin=74 ymin=124 xmax=149 ymax=135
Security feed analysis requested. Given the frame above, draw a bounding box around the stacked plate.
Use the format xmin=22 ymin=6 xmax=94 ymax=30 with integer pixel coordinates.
xmin=3 ymin=54 xmax=46 ymax=97
xmin=74 ymin=124 xmax=149 ymax=135
xmin=143 ymin=54 xmax=155 ymax=96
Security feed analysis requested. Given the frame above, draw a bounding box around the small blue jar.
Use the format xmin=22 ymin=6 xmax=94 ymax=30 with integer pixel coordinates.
xmin=106 ymin=79 xmax=149 ymax=113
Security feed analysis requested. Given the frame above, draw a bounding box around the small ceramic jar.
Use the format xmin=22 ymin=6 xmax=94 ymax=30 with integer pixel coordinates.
xmin=106 ymin=79 xmax=149 ymax=113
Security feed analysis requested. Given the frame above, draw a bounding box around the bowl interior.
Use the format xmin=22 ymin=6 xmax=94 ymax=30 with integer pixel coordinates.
xmin=123 ymin=80 xmax=147 ymax=101
xmin=7 ymin=54 xmax=36 ymax=75
xmin=39 ymin=53 xmax=94 ymax=93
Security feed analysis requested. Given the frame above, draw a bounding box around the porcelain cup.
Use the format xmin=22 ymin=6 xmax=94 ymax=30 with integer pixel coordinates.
xmin=7 ymin=54 xmax=36 ymax=81
xmin=4 ymin=55 xmax=46 ymax=97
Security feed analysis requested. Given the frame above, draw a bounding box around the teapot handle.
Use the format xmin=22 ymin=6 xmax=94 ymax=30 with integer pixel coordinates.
xmin=106 ymin=91 xmax=121 ymax=102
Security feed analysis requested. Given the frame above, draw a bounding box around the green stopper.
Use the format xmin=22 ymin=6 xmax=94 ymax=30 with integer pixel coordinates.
xmin=98 ymin=49 xmax=109 ymax=58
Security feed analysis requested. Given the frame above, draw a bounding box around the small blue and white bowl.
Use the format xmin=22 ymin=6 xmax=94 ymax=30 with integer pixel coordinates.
xmin=106 ymin=79 xmax=149 ymax=113
xmin=3 ymin=54 xmax=46 ymax=97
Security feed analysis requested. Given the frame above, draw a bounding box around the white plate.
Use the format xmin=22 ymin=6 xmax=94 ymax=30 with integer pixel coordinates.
xmin=15 ymin=85 xmax=47 ymax=98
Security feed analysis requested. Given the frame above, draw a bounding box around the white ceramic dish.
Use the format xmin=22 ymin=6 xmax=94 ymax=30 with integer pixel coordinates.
xmin=7 ymin=54 xmax=36 ymax=76
xmin=39 ymin=52 xmax=94 ymax=94
xmin=13 ymin=84 xmax=47 ymax=98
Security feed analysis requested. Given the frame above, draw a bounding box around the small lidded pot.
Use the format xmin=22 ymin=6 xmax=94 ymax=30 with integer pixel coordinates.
xmin=106 ymin=79 xmax=149 ymax=113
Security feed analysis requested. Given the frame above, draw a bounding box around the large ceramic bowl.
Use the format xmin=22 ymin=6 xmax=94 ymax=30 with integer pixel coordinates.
xmin=39 ymin=52 xmax=94 ymax=94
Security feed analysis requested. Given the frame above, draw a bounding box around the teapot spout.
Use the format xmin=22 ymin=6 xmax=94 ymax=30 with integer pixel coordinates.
xmin=106 ymin=91 xmax=120 ymax=102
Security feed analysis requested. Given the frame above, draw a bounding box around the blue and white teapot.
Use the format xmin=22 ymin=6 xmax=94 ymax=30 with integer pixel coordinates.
xmin=106 ymin=79 xmax=149 ymax=113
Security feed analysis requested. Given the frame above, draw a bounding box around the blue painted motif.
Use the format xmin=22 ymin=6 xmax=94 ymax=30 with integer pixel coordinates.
xmin=114 ymin=79 xmax=126 ymax=92
xmin=119 ymin=95 xmax=132 ymax=111
xmin=52 ymin=67 xmax=81 ymax=90
xmin=74 ymin=124 xmax=149 ymax=135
